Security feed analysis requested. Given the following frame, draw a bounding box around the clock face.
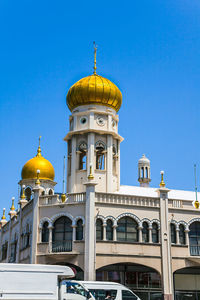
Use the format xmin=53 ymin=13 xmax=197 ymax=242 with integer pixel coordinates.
xmin=97 ymin=116 xmax=105 ymax=126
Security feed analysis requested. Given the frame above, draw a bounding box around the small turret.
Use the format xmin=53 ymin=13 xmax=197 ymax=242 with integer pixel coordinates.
xmin=138 ymin=154 xmax=151 ymax=187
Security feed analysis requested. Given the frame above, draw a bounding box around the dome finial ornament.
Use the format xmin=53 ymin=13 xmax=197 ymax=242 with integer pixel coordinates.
xmin=160 ymin=171 xmax=166 ymax=188
xmin=36 ymin=136 xmax=42 ymax=157
xmin=193 ymin=164 xmax=200 ymax=209
xmin=93 ymin=41 xmax=97 ymax=75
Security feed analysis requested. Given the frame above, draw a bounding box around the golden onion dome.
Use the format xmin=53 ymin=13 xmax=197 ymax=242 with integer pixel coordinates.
xmin=21 ymin=142 xmax=55 ymax=181
xmin=67 ymin=43 xmax=122 ymax=112
xmin=66 ymin=74 xmax=122 ymax=112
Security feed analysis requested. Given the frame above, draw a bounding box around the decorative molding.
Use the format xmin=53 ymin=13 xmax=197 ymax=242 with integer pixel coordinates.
xmin=96 ymin=215 xmax=105 ymax=225
xmin=151 ymin=219 xmax=160 ymax=230
xmin=116 ymin=213 xmax=140 ymax=225
xmin=73 ymin=216 xmax=85 ymax=226
xmin=39 ymin=217 xmax=51 ymax=229
xmin=105 ymin=216 xmax=116 ymax=226
xmin=141 ymin=218 xmax=151 ymax=226
xmin=51 ymin=212 xmax=74 ymax=225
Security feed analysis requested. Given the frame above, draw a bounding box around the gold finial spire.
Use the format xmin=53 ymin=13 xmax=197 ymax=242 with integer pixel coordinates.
xmin=36 ymin=136 xmax=42 ymax=157
xmin=11 ymin=197 xmax=15 ymax=211
xmin=88 ymin=164 xmax=94 ymax=180
xmin=35 ymin=169 xmax=41 ymax=185
xmin=93 ymin=41 xmax=97 ymax=75
xmin=160 ymin=171 xmax=166 ymax=188
xmin=61 ymin=156 xmax=66 ymax=203
xmin=194 ymin=164 xmax=200 ymax=209
xmin=21 ymin=185 xmax=26 ymax=200
xmin=2 ymin=208 xmax=6 ymax=220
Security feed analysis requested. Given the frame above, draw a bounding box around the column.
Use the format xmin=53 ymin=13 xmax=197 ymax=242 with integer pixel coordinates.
xmin=6 ymin=219 xmax=12 ymax=262
xmin=176 ymin=228 xmax=180 ymax=245
xmin=39 ymin=228 xmax=42 ymax=243
xmin=113 ymin=225 xmax=117 ymax=241
xmin=72 ymin=225 xmax=77 ymax=241
xmin=84 ymin=180 xmax=97 ymax=281
xmin=30 ymin=185 xmax=41 ymax=264
xmin=185 ymin=229 xmax=189 ymax=246
xmin=103 ymin=224 xmax=107 ymax=241
xmin=107 ymin=135 xmax=113 ymax=193
xmin=70 ymin=136 xmax=77 ymax=193
xmin=117 ymin=140 xmax=121 ymax=191
xmin=16 ymin=206 xmax=22 ymax=263
xmin=149 ymin=225 xmax=152 ymax=243
xmin=158 ymin=187 xmax=173 ymax=300
xmin=138 ymin=226 xmax=143 ymax=243
xmin=87 ymin=133 xmax=95 ymax=177
xmin=48 ymin=226 xmax=53 ymax=253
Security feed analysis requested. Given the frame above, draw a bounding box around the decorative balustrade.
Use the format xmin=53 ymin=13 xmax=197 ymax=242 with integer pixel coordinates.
xmin=52 ymin=240 xmax=72 ymax=253
xmin=39 ymin=193 xmax=86 ymax=206
xmin=95 ymin=193 xmax=160 ymax=207
xmin=190 ymin=245 xmax=200 ymax=256
xmin=67 ymin=193 xmax=85 ymax=204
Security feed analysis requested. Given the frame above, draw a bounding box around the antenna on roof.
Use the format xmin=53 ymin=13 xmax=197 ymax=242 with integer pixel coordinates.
xmin=62 ymin=155 xmax=66 ymax=194
xmin=193 ymin=164 xmax=199 ymax=209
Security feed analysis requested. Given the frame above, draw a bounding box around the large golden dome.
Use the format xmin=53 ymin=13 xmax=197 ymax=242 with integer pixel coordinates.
xmin=21 ymin=144 xmax=55 ymax=181
xmin=66 ymin=73 xmax=122 ymax=112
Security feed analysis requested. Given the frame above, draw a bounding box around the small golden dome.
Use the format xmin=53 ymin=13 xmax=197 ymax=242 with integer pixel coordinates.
xmin=66 ymin=74 xmax=122 ymax=112
xmin=21 ymin=143 xmax=55 ymax=181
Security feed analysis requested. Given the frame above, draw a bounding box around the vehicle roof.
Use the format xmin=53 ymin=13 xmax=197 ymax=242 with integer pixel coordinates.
xmin=79 ymin=281 xmax=129 ymax=290
xmin=0 ymin=263 xmax=74 ymax=276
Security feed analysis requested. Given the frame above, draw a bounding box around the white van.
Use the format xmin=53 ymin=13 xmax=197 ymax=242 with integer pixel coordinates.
xmin=0 ymin=264 xmax=92 ymax=300
xmin=77 ymin=281 xmax=141 ymax=300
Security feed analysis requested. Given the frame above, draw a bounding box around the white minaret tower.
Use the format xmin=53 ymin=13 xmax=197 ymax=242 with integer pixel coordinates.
xmin=138 ymin=154 xmax=151 ymax=187
xmin=64 ymin=44 xmax=123 ymax=193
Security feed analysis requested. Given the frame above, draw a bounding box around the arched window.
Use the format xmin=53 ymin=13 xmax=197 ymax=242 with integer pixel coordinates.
xmin=189 ymin=221 xmax=200 ymax=256
xmin=179 ymin=224 xmax=185 ymax=245
xmin=152 ymin=223 xmax=159 ymax=243
xmin=76 ymin=219 xmax=83 ymax=240
xmin=96 ymin=219 xmax=103 ymax=241
xmin=141 ymin=167 xmax=144 ymax=178
xmin=78 ymin=141 xmax=87 ymax=170
xmin=52 ymin=217 xmax=72 ymax=252
xmin=170 ymin=223 xmax=176 ymax=244
xmin=142 ymin=222 xmax=149 ymax=243
xmin=145 ymin=167 xmax=148 ymax=178
xmin=106 ymin=219 xmax=113 ymax=241
xmin=95 ymin=141 xmax=106 ymax=170
xmin=42 ymin=222 xmax=49 ymax=242
xmin=25 ymin=187 xmax=32 ymax=201
xmin=117 ymin=217 xmax=138 ymax=242
xmin=49 ymin=189 xmax=53 ymax=195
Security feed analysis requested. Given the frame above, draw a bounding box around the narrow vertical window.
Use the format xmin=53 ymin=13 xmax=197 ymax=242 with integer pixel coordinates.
xmin=152 ymin=223 xmax=159 ymax=243
xmin=179 ymin=224 xmax=185 ymax=245
xmin=142 ymin=222 xmax=149 ymax=242
xmin=170 ymin=223 xmax=176 ymax=244
xmin=106 ymin=219 xmax=113 ymax=241
xmin=42 ymin=222 xmax=49 ymax=243
xmin=95 ymin=141 xmax=106 ymax=170
xmin=96 ymin=219 xmax=103 ymax=240
xmin=76 ymin=219 xmax=83 ymax=240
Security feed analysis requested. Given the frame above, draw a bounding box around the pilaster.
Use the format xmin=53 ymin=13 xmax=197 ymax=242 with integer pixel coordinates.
xmin=30 ymin=184 xmax=41 ymax=263
xmin=84 ymin=180 xmax=97 ymax=281
xmin=157 ymin=186 xmax=173 ymax=300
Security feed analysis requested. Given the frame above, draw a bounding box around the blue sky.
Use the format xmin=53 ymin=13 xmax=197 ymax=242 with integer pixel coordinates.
xmin=0 ymin=0 xmax=200 ymax=216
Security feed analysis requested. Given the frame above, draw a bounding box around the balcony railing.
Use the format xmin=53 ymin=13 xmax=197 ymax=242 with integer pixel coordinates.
xmin=52 ymin=240 xmax=72 ymax=253
xmin=190 ymin=245 xmax=200 ymax=256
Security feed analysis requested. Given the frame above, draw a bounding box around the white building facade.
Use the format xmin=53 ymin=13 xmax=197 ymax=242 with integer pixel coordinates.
xmin=1 ymin=63 xmax=200 ymax=300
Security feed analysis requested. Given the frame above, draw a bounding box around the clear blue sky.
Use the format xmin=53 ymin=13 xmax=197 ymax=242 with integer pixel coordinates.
xmin=0 ymin=0 xmax=200 ymax=216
